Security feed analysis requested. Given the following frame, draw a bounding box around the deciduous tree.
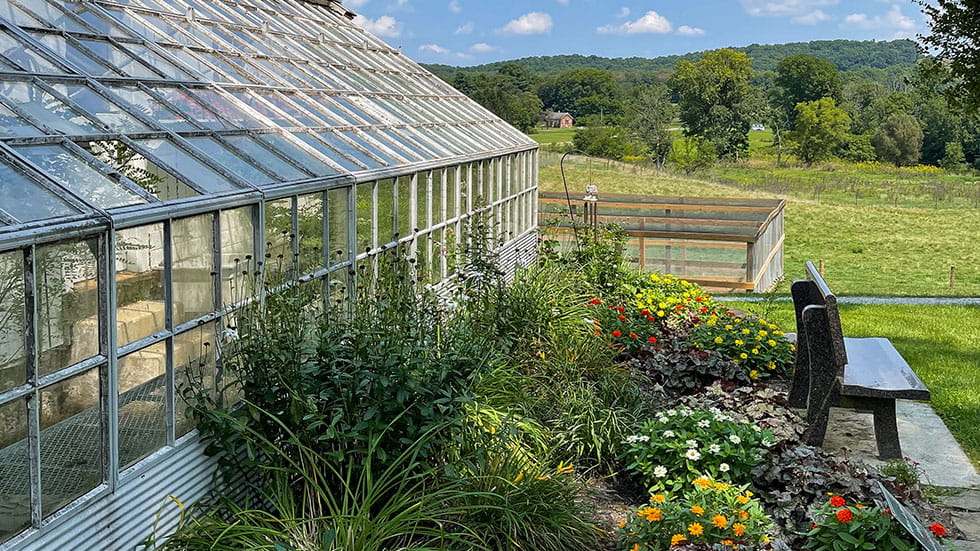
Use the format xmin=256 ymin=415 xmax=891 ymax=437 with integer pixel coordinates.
xmin=626 ymin=84 xmax=676 ymax=168
xmin=872 ymin=114 xmax=924 ymax=166
xmin=775 ymin=54 xmax=843 ymax=126
xmin=790 ymin=97 xmax=851 ymax=165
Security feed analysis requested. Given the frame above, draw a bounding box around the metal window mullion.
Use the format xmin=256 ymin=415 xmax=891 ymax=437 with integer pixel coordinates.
xmin=370 ymin=181 xmax=378 ymax=280
xmin=345 ymin=184 xmax=356 ymax=307
xmin=408 ymin=173 xmax=418 ymax=258
xmin=104 ymin=230 xmax=119 ymax=489
xmin=24 ymin=245 xmax=42 ymax=527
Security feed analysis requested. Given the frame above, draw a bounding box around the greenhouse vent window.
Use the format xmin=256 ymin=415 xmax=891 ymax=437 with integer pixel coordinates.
xmin=0 ymin=0 xmax=538 ymax=548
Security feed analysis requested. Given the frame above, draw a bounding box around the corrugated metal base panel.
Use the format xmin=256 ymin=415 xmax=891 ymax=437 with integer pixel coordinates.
xmin=5 ymin=434 xmax=220 ymax=551
xmin=4 ymin=231 xmax=539 ymax=551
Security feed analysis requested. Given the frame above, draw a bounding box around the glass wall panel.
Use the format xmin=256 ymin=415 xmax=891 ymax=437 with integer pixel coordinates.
xmin=446 ymin=166 xmax=458 ymax=221
xmin=0 ymin=399 xmax=29 ymax=544
xmin=416 ymin=172 xmax=429 ymax=230
xmin=376 ymin=180 xmax=395 ymax=245
xmin=115 ymin=223 xmax=165 ymax=347
xmin=117 ymin=342 xmax=167 ymax=468
xmin=432 ymin=169 xmax=444 ymax=225
xmin=396 ymin=176 xmax=411 ymax=238
xmin=327 ymin=187 xmax=349 ymax=268
xmin=297 ymin=193 xmax=323 ymax=275
xmin=173 ymin=324 xmax=215 ymax=437
xmin=220 ymin=207 xmax=255 ymax=308
xmin=264 ymin=199 xmax=293 ymax=279
xmin=0 ymin=252 xmax=25 ymax=394
xmin=37 ymin=238 xmax=100 ymax=376
xmin=16 ymin=145 xmax=146 ymax=209
xmin=0 ymin=161 xmax=77 ymax=223
xmin=39 ymin=368 xmax=103 ymax=517
xmin=355 ymin=183 xmax=373 ymax=254
xmin=171 ymin=215 xmax=215 ymax=326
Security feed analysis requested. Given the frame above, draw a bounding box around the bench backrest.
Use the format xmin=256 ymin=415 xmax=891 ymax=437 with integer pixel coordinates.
xmin=788 ymin=261 xmax=848 ymax=409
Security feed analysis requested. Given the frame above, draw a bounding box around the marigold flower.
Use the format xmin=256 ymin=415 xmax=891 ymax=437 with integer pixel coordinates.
xmin=690 ymin=505 xmax=704 ymax=515
xmin=930 ymin=523 xmax=946 ymax=537
xmin=735 ymin=495 xmax=750 ymax=505
xmin=670 ymin=534 xmax=686 ymax=546
xmin=693 ymin=477 xmax=713 ymax=488
xmin=829 ymin=496 xmax=845 ymax=507
xmin=688 ymin=522 xmax=704 ymax=536
xmin=651 ymin=494 xmax=666 ymax=503
xmin=645 ymin=508 xmax=662 ymax=522
xmin=712 ymin=514 xmax=728 ymax=528
xmin=836 ymin=509 xmax=853 ymax=523
xmin=739 ymin=510 xmax=750 ymax=520
xmin=732 ymin=523 xmax=746 ymax=536
xmin=722 ymin=540 xmax=734 ymax=546
xmin=612 ymin=330 xmax=622 ymax=338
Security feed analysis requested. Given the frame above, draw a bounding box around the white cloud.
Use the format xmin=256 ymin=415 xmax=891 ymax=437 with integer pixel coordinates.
xmin=597 ymin=10 xmax=672 ymax=35
xmin=449 ymin=0 xmax=461 ymax=13
xmin=676 ymin=25 xmax=705 ymax=36
xmin=344 ymin=0 xmax=369 ymax=8
xmin=557 ymin=0 xmax=569 ymax=5
xmin=740 ymin=0 xmax=838 ymax=17
xmin=792 ymin=9 xmax=829 ymax=25
xmin=617 ymin=7 xmax=631 ymax=18
xmin=419 ymin=44 xmax=450 ymax=55
xmin=470 ymin=43 xmax=495 ymax=53
xmin=498 ymin=12 xmax=553 ymax=35
xmin=353 ymin=14 xmax=402 ymax=37
xmin=454 ymin=21 xmax=474 ymax=34
xmin=841 ymin=4 xmax=916 ymax=35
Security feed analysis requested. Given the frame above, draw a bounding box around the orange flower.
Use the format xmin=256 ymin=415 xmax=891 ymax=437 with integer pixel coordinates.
xmin=645 ymin=508 xmax=663 ymax=522
xmin=670 ymin=534 xmax=687 ymax=546
xmin=738 ymin=510 xmax=750 ymax=520
xmin=688 ymin=522 xmax=704 ymax=536
xmin=735 ymin=495 xmax=750 ymax=505
xmin=930 ymin=523 xmax=946 ymax=537
xmin=830 ymin=495 xmax=845 ymax=507
xmin=836 ymin=509 xmax=854 ymax=523
xmin=732 ymin=523 xmax=747 ymax=536
xmin=650 ymin=494 xmax=666 ymax=503
xmin=690 ymin=505 xmax=704 ymax=515
xmin=712 ymin=514 xmax=728 ymax=528
xmin=693 ymin=477 xmax=713 ymax=488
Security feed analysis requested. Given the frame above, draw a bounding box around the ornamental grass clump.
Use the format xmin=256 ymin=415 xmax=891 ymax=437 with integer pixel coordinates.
xmin=618 ymin=478 xmax=772 ymax=551
xmin=687 ymin=313 xmax=794 ymax=380
xmin=804 ymin=495 xmax=946 ymax=551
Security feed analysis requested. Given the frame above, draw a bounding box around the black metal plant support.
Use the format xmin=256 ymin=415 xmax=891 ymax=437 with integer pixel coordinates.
xmin=559 ymin=149 xmax=588 ymax=252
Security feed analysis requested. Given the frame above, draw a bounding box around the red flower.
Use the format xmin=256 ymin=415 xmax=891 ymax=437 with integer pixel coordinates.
xmin=648 ymin=336 xmax=658 ymax=344
xmin=695 ymin=297 xmax=703 ymax=302
xmin=589 ymin=298 xmax=601 ymax=305
xmin=836 ymin=509 xmax=853 ymax=523
xmin=629 ymin=333 xmax=638 ymax=339
xmin=930 ymin=523 xmax=946 ymax=537
xmin=700 ymin=307 xmax=708 ymax=313
xmin=647 ymin=316 xmax=656 ymax=322
xmin=882 ymin=509 xmax=892 ymax=517
xmin=675 ymin=305 xmax=684 ymax=310
xmin=594 ymin=332 xmax=601 ymax=337
xmin=612 ymin=330 xmax=622 ymax=338
xmin=641 ymin=310 xmax=649 ymax=316
xmin=811 ymin=524 xmax=818 ymax=530
xmin=829 ymin=496 xmax=845 ymax=507
xmin=617 ymin=307 xmax=626 ymax=313
xmin=619 ymin=315 xmax=627 ymax=321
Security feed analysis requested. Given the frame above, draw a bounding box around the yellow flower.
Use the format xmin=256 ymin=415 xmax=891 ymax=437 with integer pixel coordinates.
xmin=736 ymin=495 xmax=750 ymax=505
xmin=732 ymin=523 xmax=747 ymax=536
xmin=631 ymin=544 xmax=641 ymax=551
xmin=740 ymin=353 xmax=748 ymax=359
xmin=745 ymin=491 xmax=754 ymax=497
xmin=742 ymin=328 xmax=751 ymax=335
xmin=758 ymin=330 xmax=768 ymax=337
xmin=707 ymin=319 xmax=717 ymax=326
xmin=767 ymin=361 xmax=776 ymax=370
xmin=670 ymin=534 xmax=686 ymax=546
xmin=657 ymin=310 xmax=665 ymax=317
xmin=714 ymin=482 xmax=729 ymax=490
xmin=722 ymin=540 xmax=734 ymax=546
xmin=659 ymin=302 xmax=667 ymax=309
xmin=739 ymin=510 xmax=750 ymax=520
xmin=790 ymin=344 xmax=796 ymax=352
xmin=762 ymin=535 xmax=771 ymax=543
xmin=768 ymin=339 xmax=777 ymax=346
xmin=774 ymin=330 xmax=784 ymax=336
xmin=725 ymin=324 xmax=734 ymax=330
xmin=688 ymin=522 xmax=704 ymax=536
xmin=751 ymin=348 xmax=759 ymax=355
xmin=714 ymin=336 xmax=724 ymax=344
xmin=693 ymin=477 xmax=713 ymax=488
xmin=513 ymin=472 xmax=524 ymax=483
xmin=749 ymin=370 xmax=759 ymax=380
xmin=650 ymin=274 xmax=660 ymax=281
xmin=645 ymin=508 xmax=662 ymax=522
xmin=651 ymin=494 xmax=666 ymax=503
xmin=735 ymin=339 xmax=744 ymax=346
xmin=712 ymin=514 xmax=728 ymax=528
xmin=690 ymin=505 xmax=704 ymax=515
xmin=618 ymin=521 xmax=626 ymax=528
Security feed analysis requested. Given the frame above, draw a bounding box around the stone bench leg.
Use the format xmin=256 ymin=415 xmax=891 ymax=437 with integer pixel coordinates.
xmin=864 ymin=397 xmax=902 ymax=460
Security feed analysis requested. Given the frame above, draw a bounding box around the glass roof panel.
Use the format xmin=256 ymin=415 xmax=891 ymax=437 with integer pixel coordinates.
xmin=256 ymin=132 xmax=336 ymax=176
xmin=155 ymin=87 xmax=234 ymax=130
xmin=296 ymin=131 xmax=364 ymax=172
xmin=340 ymin=130 xmax=402 ymax=165
xmin=231 ymin=90 xmax=293 ymax=126
xmin=0 ymin=27 xmax=67 ymax=74
xmin=57 ymin=3 xmax=126 ymax=35
xmin=51 ymin=83 xmax=150 ymax=133
xmin=136 ymin=138 xmax=240 ymax=193
xmin=5 ymin=81 xmax=101 ymax=134
xmin=16 ymin=0 xmax=89 ymax=32
xmin=0 ymin=2 xmax=50 ymax=29
xmin=0 ymin=102 xmax=44 ymax=137
xmin=15 ymin=144 xmax=147 ymax=209
xmin=189 ymin=88 xmax=268 ymax=128
xmin=108 ymin=86 xmax=197 ymax=131
xmin=0 ymin=159 xmax=79 ymax=222
xmin=183 ymin=136 xmax=278 ymax=186
xmin=96 ymin=8 xmax=175 ymax=43
xmin=32 ymin=33 xmax=120 ymax=77
xmin=221 ymin=134 xmax=309 ymax=182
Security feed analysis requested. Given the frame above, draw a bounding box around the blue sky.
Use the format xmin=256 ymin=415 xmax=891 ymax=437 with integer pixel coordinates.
xmin=346 ymin=0 xmax=928 ymax=65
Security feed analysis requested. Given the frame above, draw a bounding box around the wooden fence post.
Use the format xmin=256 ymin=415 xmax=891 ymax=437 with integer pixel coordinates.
xmin=819 ymin=259 xmax=825 ymax=277
xmin=950 ymin=266 xmax=956 ymax=289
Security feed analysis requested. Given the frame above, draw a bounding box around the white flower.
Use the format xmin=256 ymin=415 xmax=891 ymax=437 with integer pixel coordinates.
xmin=714 ymin=414 xmax=729 ymax=422
xmin=697 ymin=420 xmax=710 ymax=428
xmin=654 ymin=465 xmax=668 ymax=478
xmin=729 ymin=435 xmax=742 ymax=445
xmin=762 ymin=439 xmax=775 ymax=447
xmin=666 ymin=409 xmax=677 ymax=417
xmin=686 ymin=439 xmax=699 ymax=448
xmin=753 ymin=425 xmax=762 ymax=432
xmin=719 ymin=463 xmax=730 ymax=472
xmin=663 ymin=430 xmax=675 ymax=438
xmin=708 ymin=444 xmax=721 ymax=453
xmin=657 ymin=416 xmax=669 ymax=423
xmin=709 ymin=407 xmax=721 ymax=414
xmin=638 ymin=435 xmax=650 ymax=442
xmin=685 ymin=448 xmax=702 ymax=461
xmin=680 ymin=409 xmax=693 ymax=417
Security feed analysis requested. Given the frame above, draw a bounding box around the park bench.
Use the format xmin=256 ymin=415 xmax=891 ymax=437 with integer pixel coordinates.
xmin=788 ymin=261 xmax=930 ymax=459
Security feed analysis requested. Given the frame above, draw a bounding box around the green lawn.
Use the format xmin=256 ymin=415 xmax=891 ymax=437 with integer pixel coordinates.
xmin=531 ymin=127 xmax=577 ymax=144
xmin=539 ymin=152 xmax=980 ymax=297
xmin=725 ymin=301 xmax=980 ymax=469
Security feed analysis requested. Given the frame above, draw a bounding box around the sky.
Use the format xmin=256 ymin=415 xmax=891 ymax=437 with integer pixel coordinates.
xmin=344 ymin=0 xmax=929 ymax=65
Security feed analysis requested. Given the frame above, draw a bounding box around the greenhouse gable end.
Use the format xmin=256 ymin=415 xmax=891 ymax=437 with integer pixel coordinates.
xmin=0 ymin=0 xmax=537 ymax=548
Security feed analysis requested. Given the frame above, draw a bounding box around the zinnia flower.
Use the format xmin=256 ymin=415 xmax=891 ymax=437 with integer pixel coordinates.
xmin=612 ymin=330 xmax=622 ymax=338
xmin=829 ymin=496 xmax=845 ymax=507
xmin=732 ymin=523 xmax=746 ymax=536
xmin=670 ymin=534 xmax=686 ymax=546
xmin=690 ymin=505 xmax=704 ymax=515
xmin=648 ymin=336 xmax=658 ymax=343
xmin=729 ymin=435 xmax=741 ymax=444
xmin=712 ymin=514 xmax=728 ymax=528
xmin=654 ymin=466 xmax=668 ymax=478
xmin=685 ymin=448 xmax=701 ymax=460
xmin=930 ymin=523 xmax=946 ymax=537
xmin=688 ymin=522 xmax=704 ymax=536
xmin=836 ymin=509 xmax=853 ymax=523
xmin=719 ymin=463 xmax=730 ymax=472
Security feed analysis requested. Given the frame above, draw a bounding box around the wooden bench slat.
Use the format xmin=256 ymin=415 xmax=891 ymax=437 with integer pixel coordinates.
xmin=841 ymin=338 xmax=931 ymax=400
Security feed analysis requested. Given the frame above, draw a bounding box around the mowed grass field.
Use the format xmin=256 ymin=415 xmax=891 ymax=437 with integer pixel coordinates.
xmin=726 ymin=300 xmax=980 ymax=469
xmin=538 ymin=153 xmax=980 ymax=297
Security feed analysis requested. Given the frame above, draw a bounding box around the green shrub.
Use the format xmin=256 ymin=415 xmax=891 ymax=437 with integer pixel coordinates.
xmin=630 ymin=339 xmax=750 ymax=394
xmin=623 ymin=407 xmax=774 ymax=491
xmin=618 ymin=478 xmax=772 ymax=550
xmin=804 ymin=496 xmax=932 ymax=551
xmin=687 ymin=313 xmax=794 ymax=380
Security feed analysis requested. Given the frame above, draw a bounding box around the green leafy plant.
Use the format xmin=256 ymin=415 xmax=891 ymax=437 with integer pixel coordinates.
xmin=623 ymin=406 xmax=774 ymax=491
xmin=804 ymin=495 xmax=931 ymax=551
xmin=587 ymin=296 xmax=662 ymax=355
xmin=617 ymin=478 xmax=772 ymax=550
xmin=879 ymin=457 xmax=926 ymax=492
xmin=629 ymin=339 xmax=750 ymax=395
xmin=633 ymin=273 xmax=724 ymax=330
xmin=687 ymin=313 xmax=794 ymax=380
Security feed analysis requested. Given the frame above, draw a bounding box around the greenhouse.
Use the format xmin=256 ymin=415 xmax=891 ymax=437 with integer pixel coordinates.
xmin=0 ymin=0 xmax=538 ymax=548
